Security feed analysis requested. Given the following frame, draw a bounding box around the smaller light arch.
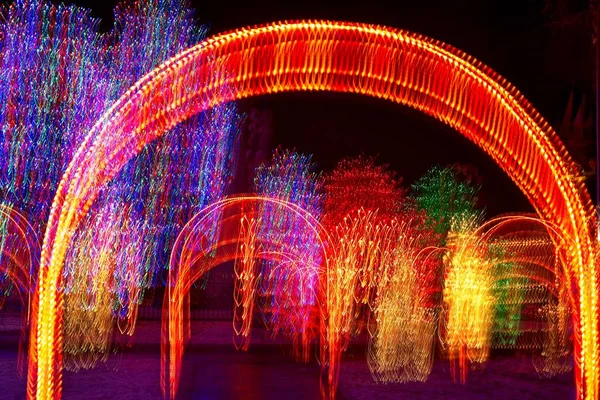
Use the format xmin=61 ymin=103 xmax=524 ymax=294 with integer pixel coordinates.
xmin=161 ymin=195 xmax=331 ymax=400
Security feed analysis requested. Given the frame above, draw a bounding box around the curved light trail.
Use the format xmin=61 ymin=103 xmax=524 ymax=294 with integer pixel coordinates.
xmin=31 ymin=20 xmax=598 ymax=399
xmin=161 ymin=195 xmax=329 ymax=399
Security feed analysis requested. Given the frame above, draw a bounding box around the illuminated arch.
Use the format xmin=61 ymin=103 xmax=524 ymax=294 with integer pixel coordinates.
xmin=474 ymin=214 xmax=573 ymax=362
xmin=161 ymin=195 xmax=329 ymax=399
xmin=476 ymin=214 xmax=576 ymax=298
xmin=30 ymin=20 xmax=598 ymax=399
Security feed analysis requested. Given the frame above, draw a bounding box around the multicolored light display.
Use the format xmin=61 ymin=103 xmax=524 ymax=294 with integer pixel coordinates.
xmin=0 ymin=3 xmax=596 ymax=399
xmin=0 ymin=0 xmax=240 ymax=396
xmin=253 ymin=149 xmax=324 ymax=357
xmin=160 ymin=192 xmax=578 ymax=399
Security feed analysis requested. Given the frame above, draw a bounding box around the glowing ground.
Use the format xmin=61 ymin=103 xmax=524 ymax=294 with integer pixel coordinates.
xmin=0 ymin=320 xmax=575 ymax=399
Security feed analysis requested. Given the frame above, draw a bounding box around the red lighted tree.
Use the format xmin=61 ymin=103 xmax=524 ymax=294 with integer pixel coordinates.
xmin=322 ymin=155 xmax=405 ymax=227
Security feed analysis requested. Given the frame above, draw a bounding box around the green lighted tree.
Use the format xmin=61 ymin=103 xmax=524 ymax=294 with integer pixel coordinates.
xmin=489 ymin=247 xmax=527 ymax=349
xmin=410 ymin=165 xmax=481 ymax=244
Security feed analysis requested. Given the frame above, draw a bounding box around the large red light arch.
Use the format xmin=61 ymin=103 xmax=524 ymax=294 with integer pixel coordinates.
xmin=29 ymin=20 xmax=598 ymax=399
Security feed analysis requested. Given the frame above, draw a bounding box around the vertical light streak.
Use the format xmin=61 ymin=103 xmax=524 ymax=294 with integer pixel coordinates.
xmin=233 ymin=215 xmax=260 ymax=350
xmin=443 ymin=214 xmax=494 ymax=383
xmin=253 ymin=149 xmax=323 ymax=359
xmin=367 ymin=219 xmax=436 ymax=383
xmin=0 ymin=0 xmax=107 ymax=235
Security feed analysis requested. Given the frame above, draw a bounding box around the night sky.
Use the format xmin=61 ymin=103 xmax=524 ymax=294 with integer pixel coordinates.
xmin=69 ymin=0 xmax=595 ymax=216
